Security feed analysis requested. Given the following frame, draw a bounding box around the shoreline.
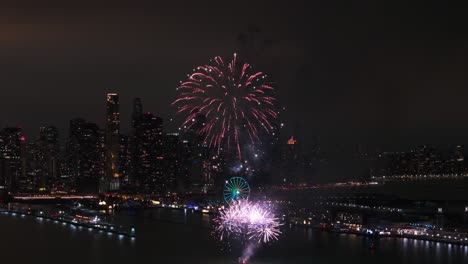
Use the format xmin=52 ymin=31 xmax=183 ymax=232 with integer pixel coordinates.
xmin=296 ymin=225 xmax=468 ymax=246
xmin=0 ymin=209 xmax=136 ymax=239
xmin=2 ymin=204 xmax=467 ymax=247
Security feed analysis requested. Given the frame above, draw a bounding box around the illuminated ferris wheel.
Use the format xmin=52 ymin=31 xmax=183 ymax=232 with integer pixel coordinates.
xmin=223 ymin=177 xmax=251 ymax=203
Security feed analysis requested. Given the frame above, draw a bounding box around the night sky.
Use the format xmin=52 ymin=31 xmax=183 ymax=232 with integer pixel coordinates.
xmin=1 ymin=2 xmax=467 ymax=150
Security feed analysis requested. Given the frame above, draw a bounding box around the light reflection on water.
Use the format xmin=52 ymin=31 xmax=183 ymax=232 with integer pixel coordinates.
xmin=0 ymin=208 xmax=467 ymax=264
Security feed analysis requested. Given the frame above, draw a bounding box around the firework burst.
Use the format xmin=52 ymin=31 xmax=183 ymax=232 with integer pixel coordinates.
xmin=214 ymin=200 xmax=281 ymax=244
xmin=172 ymin=53 xmax=278 ymax=159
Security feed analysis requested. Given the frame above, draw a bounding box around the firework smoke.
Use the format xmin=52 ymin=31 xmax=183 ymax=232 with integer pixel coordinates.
xmin=240 ymin=242 xmax=260 ymax=263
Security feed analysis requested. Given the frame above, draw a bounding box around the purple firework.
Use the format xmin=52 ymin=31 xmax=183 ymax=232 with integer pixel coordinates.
xmin=214 ymin=199 xmax=281 ymax=244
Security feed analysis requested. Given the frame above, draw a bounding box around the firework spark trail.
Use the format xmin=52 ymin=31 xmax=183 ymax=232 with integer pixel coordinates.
xmin=214 ymin=200 xmax=282 ymax=244
xmin=172 ymin=53 xmax=278 ymax=159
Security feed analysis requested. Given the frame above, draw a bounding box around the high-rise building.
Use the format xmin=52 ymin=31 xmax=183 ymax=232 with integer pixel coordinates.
xmin=0 ymin=137 xmax=4 ymax=196
xmin=125 ymin=97 xmax=144 ymax=191
xmin=118 ymin=135 xmax=131 ymax=190
xmin=105 ymin=93 xmax=120 ymax=192
xmin=66 ymin=119 xmax=103 ymax=193
xmin=180 ymin=114 xmax=207 ymax=193
xmin=131 ymin=112 xmax=164 ymax=194
xmin=40 ymin=126 xmax=59 ymax=144
xmin=56 ymin=145 xmax=74 ymax=193
xmin=0 ymin=127 xmax=26 ymax=193
xmin=164 ymin=133 xmax=180 ymax=193
xmin=200 ymin=153 xmax=221 ymax=194
xmin=67 ymin=118 xmax=85 ymax=185
xmin=132 ymin=98 xmax=143 ymax=129
xmin=179 ymin=137 xmax=193 ymax=192
xmin=106 ymin=93 xmax=120 ymax=138
xmin=371 ymin=145 xmax=467 ymax=180
xmin=281 ymin=136 xmax=301 ymax=184
xmin=179 ymin=114 xmax=224 ymax=193
xmin=454 ymin=145 xmax=465 ymax=175
xmin=24 ymin=142 xmax=41 ymax=192
xmin=31 ymin=126 xmax=60 ymax=191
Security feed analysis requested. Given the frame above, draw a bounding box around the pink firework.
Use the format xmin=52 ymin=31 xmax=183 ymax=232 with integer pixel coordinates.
xmin=214 ymin=200 xmax=282 ymax=244
xmin=172 ymin=53 xmax=278 ymax=158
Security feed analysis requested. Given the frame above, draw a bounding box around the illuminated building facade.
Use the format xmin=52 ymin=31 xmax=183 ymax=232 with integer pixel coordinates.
xmin=131 ymin=98 xmax=143 ymax=129
xmin=118 ymin=135 xmax=131 ymax=190
xmin=0 ymin=127 xmax=26 ymax=193
xmin=281 ymin=136 xmax=302 ymax=184
xmin=164 ymin=133 xmax=180 ymax=193
xmin=67 ymin=119 xmax=103 ymax=193
xmin=34 ymin=126 xmax=59 ymax=191
xmin=105 ymin=93 xmax=120 ymax=192
xmin=132 ymin=112 xmax=164 ymax=194
xmin=180 ymin=114 xmax=209 ymax=193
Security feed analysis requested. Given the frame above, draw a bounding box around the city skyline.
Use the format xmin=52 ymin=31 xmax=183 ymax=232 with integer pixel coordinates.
xmin=1 ymin=3 xmax=468 ymax=149
xmin=3 ymin=90 xmax=468 ymax=153
xmin=1 ymin=3 xmax=468 ymax=264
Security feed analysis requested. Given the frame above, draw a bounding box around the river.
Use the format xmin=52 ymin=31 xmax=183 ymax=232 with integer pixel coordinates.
xmin=0 ymin=207 xmax=467 ymax=263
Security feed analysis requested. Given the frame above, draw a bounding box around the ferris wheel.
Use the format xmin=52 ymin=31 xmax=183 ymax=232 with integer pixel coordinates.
xmin=223 ymin=177 xmax=251 ymax=203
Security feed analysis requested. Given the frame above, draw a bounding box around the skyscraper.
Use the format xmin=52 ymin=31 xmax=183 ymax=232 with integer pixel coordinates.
xmin=40 ymin=126 xmax=59 ymax=144
xmin=106 ymin=93 xmax=120 ymax=136
xmin=118 ymin=135 xmax=131 ymax=190
xmin=57 ymin=145 xmax=74 ymax=193
xmin=281 ymin=136 xmax=302 ymax=184
xmin=67 ymin=119 xmax=103 ymax=193
xmin=132 ymin=112 xmax=164 ymax=194
xmin=179 ymin=138 xmax=193 ymax=192
xmin=132 ymin=98 xmax=143 ymax=129
xmin=32 ymin=126 xmax=60 ymax=191
xmin=126 ymin=97 xmax=144 ymax=190
xmin=0 ymin=136 xmax=4 ymax=196
xmin=164 ymin=133 xmax=180 ymax=192
xmin=67 ymin=118 xmax=85 ymax=186
xmin=105 ymin=93 xmax=120 ymax=192
xmin=180 ymin=114 xmax=210 ymax=193
xmin=0 ymin=127 xmax=26 ymax=193
xmin=24 ymin=142 xmax=40 ymax=192
xmin=454 ymin=145 xmax=465 ymax=175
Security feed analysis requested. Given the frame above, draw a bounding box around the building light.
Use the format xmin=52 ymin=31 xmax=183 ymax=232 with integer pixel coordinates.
xmin=287 ymin=136 xmax=297 ymax=145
